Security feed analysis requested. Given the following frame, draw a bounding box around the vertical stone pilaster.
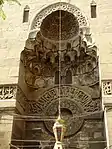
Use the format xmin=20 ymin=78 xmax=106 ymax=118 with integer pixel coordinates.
xmin=102 ymin=80 xmax=112 ymax=147
xmin=0 ymin=115 xmax=13 ymax=149
xmin=0 ymin=100 xmax=16 ymax=149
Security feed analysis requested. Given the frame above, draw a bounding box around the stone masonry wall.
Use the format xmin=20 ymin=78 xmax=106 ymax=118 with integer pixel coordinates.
xmin=0 ymin=0 xmax=112 ymax=83
xmin=0 ymin=0 xmax=112 ymax=148
xmin=0 ymin=100 xmax=16 ymax=149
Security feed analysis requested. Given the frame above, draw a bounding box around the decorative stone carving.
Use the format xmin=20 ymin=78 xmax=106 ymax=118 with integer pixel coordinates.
xmin=40 ymin=10 xmax=79 ymax=41
xmin=77 ymin=65 xmax=99 ymax=86
xmin=16 ymin=86 xmax=101 ymax=138
xmin=22 ymin=32 xmax=98 ymax=88
xmin=12 ymin=2 xmax=102 ymax=147
xmin=0 ymin=85 xmax=17 ymax=100
xmin=44 ymin=98 xmax=84 ymax=137
xmin=21 ymin=1 xmax=99 ymax=89
xmin=102 ymin=81 xmax=112 ymax=95
xmin=31 ymin=2 xmax=89 ymax=31
xmin=17 ymin=86 xmax=101 ymax=114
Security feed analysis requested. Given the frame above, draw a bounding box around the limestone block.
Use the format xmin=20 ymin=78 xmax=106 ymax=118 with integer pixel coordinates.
xmin=106 ymin=110 xmax=112 ymax=145
xmin=0 ymin=115 xmax=14 ymax=149
xmin=0 ymin=100 xmax=16 ymax=107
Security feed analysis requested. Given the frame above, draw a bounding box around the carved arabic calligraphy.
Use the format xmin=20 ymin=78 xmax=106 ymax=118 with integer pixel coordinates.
xmin=44 ymin=98 xmax=84 ymax=137
xmin=23 ymin=85 xmax=101 ymax=114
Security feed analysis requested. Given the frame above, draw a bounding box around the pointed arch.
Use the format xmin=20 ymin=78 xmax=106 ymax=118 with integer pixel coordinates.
xmin=66 ymin=70 xmax=72 ymax=84
xmin=28 ymin=2 xmax=90 ymax=39
xmin=55 ymin=71 xmax=60 ymax=84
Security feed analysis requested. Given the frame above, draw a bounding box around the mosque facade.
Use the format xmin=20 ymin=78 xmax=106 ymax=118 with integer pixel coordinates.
xmin=0 ymin=0 xmax=112 ymax=149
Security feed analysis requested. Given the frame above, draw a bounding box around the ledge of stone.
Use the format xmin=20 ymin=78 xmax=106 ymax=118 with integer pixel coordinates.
xmin=0 ymin=100 xmax=16 ymax=108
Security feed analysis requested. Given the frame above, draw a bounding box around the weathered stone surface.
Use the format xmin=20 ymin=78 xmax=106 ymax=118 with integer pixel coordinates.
xmin=0 ymin=0 xmax=112 ymax=82
xmin=0 ymin=0 xmax=112 ymax=148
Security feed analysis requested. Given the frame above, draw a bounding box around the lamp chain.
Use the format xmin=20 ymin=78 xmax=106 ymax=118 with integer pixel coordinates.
xmin=58 ymin=0 xmax=62 ymax=118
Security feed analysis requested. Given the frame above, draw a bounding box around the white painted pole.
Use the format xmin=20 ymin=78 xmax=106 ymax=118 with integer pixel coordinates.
xmin=104 ymin=107 xmax=110 ymax=149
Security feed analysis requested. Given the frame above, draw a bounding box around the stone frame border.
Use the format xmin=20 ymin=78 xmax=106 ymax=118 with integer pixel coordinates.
xmin=29 ymin=2 xmax=90 ymax=39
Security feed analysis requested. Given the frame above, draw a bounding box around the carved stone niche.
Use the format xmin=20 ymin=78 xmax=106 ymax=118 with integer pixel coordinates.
xmin=44 ymin=98 xmax=84 ymax=137
xmin=21 ymin=1 xmax=99 ymax=89
xmin=40 ymin=10 xmax=79 ymax=42
xmin=21 ymin=36 xmax=99 ymax=89
xmin=30 ymin=2 xmax=89 ymax=31
xmin=22 ymin=25 xmax=98 ymax=87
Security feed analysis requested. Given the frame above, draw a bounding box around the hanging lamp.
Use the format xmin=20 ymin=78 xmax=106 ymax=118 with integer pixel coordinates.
xmin=53 ymin=116 xmax=66 ymax=149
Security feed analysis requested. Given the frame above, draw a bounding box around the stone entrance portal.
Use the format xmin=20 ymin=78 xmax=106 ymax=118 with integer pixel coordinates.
xmin=11 ymin=2 xmax=106 ymax=149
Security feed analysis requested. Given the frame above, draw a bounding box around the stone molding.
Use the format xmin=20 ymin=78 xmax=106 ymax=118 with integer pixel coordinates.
xmin=16 ymin=85 xmax=101 ymax=114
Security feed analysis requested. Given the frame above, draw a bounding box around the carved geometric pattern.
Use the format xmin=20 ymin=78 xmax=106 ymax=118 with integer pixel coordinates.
xmin=31 ymin=2 xmax=89 ymax=30
xmin=22 ymin=36 xmax=98 ymax=88
xmin=40 ymin=10 xmax=79 ymax=41
xmin=16 ymin=86 xmax=101 ymax=114
xmin=102 ymin=81 xmax=112 ymax=95
xmin=16 ymin=86 xmax=102 ymax=137
xmin=0 ymin=85 xmax=17 ymax=100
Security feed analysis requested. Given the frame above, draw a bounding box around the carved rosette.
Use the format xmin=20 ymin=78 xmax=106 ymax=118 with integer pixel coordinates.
xmin=44 ymin=98 xmax=84 ymax=137
xmin=16 ymin=86 xmax=101 ymax=137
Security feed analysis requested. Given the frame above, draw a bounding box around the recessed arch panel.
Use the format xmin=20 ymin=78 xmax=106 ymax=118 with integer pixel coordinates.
xmin=30 ymin=2 xmax=89 ymax=33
